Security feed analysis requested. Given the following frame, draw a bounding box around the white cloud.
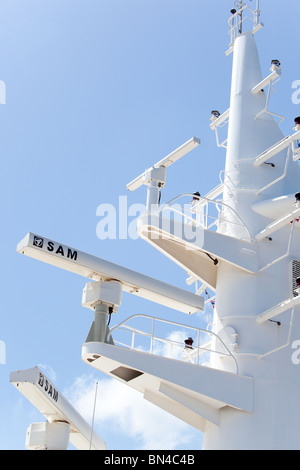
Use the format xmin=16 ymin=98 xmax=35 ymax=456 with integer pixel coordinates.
xmin=63 ymin=373 xmax=201 ymax=450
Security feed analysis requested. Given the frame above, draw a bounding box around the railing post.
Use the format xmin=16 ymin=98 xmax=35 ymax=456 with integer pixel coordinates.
xmin=131 ymin=331 xmax=135 ymax=350
xmin=110 ymin=313 xmax=239 ymax=374
xmin=197 ymin=330 xmax=200 ymax=365
xmin=150 ymin=318 xmax=155 ymax=354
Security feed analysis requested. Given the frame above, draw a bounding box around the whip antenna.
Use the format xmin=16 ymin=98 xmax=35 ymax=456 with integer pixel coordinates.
xmin=89 ymin=381 xmax=99 ymax=450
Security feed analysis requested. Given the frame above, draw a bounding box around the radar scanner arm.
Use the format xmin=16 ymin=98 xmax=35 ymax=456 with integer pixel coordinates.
xmin=10 ymin=366 xmax=106 ymax=450
xmin=126 ymin=137 xmax=201 ymax=212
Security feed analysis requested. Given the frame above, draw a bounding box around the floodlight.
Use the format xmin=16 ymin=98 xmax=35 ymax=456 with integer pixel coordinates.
xmin=271 ymin=59 xmax=281 ymax=68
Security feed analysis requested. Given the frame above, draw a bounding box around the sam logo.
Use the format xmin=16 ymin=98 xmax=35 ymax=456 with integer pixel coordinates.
xmin=47 ymin=241 xmax=78 ymax=260
xmin=38 ymin=372 xmax=58 ymax=403
xmin=32 ymin=236 xmax=78 ymax=261
xmin=33 ymin=236 xmax=44 ymax=248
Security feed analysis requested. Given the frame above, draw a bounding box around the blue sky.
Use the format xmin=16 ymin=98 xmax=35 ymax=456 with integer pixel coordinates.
xmin=1 ymin=0 xmax=299 ymax=450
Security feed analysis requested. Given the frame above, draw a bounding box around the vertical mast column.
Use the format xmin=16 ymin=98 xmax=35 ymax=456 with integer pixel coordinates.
xmin=204 ymin=22 xmax=300 ymax=449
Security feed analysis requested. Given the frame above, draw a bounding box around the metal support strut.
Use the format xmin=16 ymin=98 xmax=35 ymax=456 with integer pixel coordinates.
xmin=82 ymin=280 xmax=123 ymax=344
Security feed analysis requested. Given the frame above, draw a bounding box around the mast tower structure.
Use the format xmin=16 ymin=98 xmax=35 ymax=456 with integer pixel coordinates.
xmin=15 ymin=0 xmax=300 ymax=450
xmin=131 ymin=0 xmax=300 ymax=449
xmin=204 ymin=1 xmax=300 ymax=449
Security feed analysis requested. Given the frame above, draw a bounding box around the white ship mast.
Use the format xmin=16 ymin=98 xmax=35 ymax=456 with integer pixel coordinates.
xmin=14 ymin=0 xmax=300 ymax=450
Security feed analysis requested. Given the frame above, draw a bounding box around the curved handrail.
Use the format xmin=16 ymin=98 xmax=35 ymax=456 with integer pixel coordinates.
xmin=158 ymin=193 xmax=252 ymax=242
xmin=109 ymin=314 xmax=239 ymax=374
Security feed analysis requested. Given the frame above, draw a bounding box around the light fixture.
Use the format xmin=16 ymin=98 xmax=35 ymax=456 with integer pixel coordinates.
xmin=211 ymin=110 xmax=221 ymax=119
xmin=271 ymin=59 xmax=281 ymax=67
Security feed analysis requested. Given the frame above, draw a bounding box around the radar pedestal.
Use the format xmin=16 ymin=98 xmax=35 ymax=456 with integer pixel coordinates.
xmin=126 ymin=137 xmax=200 ymax=213
xmin=82 ymin=280 xmax=122 ymax=344
xmin=26 ymin=422 xmax=70 ymax=451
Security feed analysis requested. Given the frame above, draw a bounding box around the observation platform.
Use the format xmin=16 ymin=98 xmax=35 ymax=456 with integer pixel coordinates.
xmin=82 ymin=314 xmax=253 ymax=431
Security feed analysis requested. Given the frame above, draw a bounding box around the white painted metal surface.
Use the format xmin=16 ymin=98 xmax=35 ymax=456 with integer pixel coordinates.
xmin=82 ymin=341 xmax=253 ymax=432
xmin=254 ymin=130 xmax=300 ymax=166
xmin=196 ymin=24 xmax=300 ymax=449
xmin=251 ymin=68 xmax=281 ymax=95
xmin=107 ymin=313 xmax=239 ymax=372
xmin=10 ymin=367 xmax=106 ymax=450
xmin=17 ymin=232 xmax=204 ymax=314
xmin=25 ymin=422 xmax=70 ymax=451
xmin=126 ymin=137 xmax=200 ymax=192
xmin=14 ymin=0 xmax=300 ymax=451
xmin=117 ymin=2 xmax=300 ymax=450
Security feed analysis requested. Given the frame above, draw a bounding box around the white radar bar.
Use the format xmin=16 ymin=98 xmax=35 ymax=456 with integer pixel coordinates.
xmin=17 ymin=232 xmax=203 ymax=314
xmin=126 ymin=137 xmax=201 ymax=192
xmin=10 ymin=366 xmax=106 ymax=450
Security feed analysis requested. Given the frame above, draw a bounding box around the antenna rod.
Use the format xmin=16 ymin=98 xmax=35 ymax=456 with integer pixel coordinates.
xmin=89 ymin=381 xmax=99 ymax=450
xmin=238 ymin=5 xmax=243 ymax=34
xmin=255 ymin=0 xmax=260 ymax=26
xmin=234 ymin=0 xmax=244 ymax=34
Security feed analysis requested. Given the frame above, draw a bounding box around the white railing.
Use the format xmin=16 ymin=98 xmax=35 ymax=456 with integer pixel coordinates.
xmin=108 ymin=314 xmax=239 ymax=374
xmin=210 ymin=109 xmax=230 ymax=149
xmin=157 ymin=193 xmax=251 ymax=242
xmin=227 ymin=2 xmax=263 ymax=55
